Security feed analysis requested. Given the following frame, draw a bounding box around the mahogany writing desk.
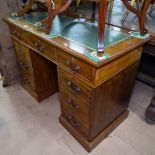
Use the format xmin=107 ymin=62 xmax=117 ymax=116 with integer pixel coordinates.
xmin=4 ymin=12 xmax=150 ymax=152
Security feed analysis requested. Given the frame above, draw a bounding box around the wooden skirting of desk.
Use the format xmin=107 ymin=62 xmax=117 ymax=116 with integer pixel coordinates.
xmin=59 ymin=110 xmax=129 ymax=152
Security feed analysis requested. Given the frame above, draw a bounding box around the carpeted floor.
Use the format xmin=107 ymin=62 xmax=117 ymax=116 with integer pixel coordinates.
xmin=0 ymin=80 xmax=154 ymax=155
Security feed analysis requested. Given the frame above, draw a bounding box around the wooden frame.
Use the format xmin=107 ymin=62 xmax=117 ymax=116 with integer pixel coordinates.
xmin=13 ymin=0 xmax=150 ymax=54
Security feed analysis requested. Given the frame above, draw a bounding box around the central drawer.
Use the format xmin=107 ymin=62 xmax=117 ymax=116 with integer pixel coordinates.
xmin=28 ymin=34 xmax=57 ymax=62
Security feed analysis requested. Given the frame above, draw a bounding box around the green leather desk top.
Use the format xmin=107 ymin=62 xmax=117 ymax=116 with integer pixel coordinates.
xmin=7 ymin=12 xmax=149 ymax=65
xmin=10 ymin=12 xmax=129 ymax=50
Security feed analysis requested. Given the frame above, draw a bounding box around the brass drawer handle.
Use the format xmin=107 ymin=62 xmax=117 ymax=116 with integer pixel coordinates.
xmin=35 ymin=40 xmax=45 ymax=53
xmin=38 ymin=46 xmax=45 ymax=53
xmin=18 ymin=49 xmax=24 ymax=55
xmin=66 ymin=60 xmax=80 ymax=74
xmin=67 ymin=98 xmax=80 ymax=110
xmin=12 ymin=31 xmax=17 ymax=35
xmin=35 ymin=41 xmax=40 ymax=48
xmin=67 ymin=81 xmax=80 ymax=93
xmin=12 ymin=31 xmax=22 ymax=38
xmin=23 ymin=78 xmax=31 ymax=85
xmin=20 ymin=62 xmax=24 ymax=65
xmin=68 ymin=116 xmax=79 ymax=128
xmin=23 ymin=66 xmax=28 ymax=71
xmin=17 ymin=33 xmax=22 ymax=38
xmin=20 ymin=62 xmax=28 ymax=71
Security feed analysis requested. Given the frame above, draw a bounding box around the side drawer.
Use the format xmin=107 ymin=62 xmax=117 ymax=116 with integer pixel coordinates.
xmin=63 ymin=109 xmax=89 ymax=139
xmin=61 ymin=92 xmax=90 ymax=125
xmin=28 ymin=34 xmax=56 ymax=62
xmin=59 ymin=68 xmax=93 ymax=104
xmin=13 ymin=40 xmax=34 ymax=76
xmin=9 ymin=25 xmax=28 ymax=43
xmin=13 ymin=39 xmax=31 ymax=63
xmin=21 ymin=73 xmax=35 ymax=91
xmin=18 ymin=59 xmax=34 ymax=76
xmin=57 ymin=49 xmax=93 ymax=81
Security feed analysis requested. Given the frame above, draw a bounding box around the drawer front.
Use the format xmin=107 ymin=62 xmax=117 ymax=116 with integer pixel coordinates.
xmin=10 ymin=26 xmax=28 ymax=43
xmin=21 ymin=73 xmax=35 ymax=91
xmin=63 ymin=108 xmax=89 ymax=138
xmin=13 ymin=39 xmax=31 ymax=63
xmin=61 ymin=92 xmax=90 ymax=125
xmin=59 ymin=68 xmax=93 ymax=104
xmin=13 ymin=40 xmax=34 ymax=76
xmin=57 ymin=50 xmax=93 ymax=81
xmin=18 ymin=59 xmax=34 ymax=76
xmin=28 ymin=34 xmax=56 ymax=62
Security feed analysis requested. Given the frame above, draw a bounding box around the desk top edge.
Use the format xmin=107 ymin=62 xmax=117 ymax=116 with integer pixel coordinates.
xmin=4 ymin=16 xmax=151 ymax=68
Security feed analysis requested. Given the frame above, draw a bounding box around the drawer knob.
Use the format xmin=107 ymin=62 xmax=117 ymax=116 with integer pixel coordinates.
xmin=23 ymin=66 xmax=28 ymax=71
xmin=35 ymin=41 xmax=39 ymax=48
xmin=12 ymin=31 xmax=21 ymax=38
xmin=17 ymin=33 xmax=22 ymax=38
xmin=67 ymin=81 xmax=80 ymax=93
xmin=20 ymin=62 xmax=28 ymax=71
xmin=23 ymin=77 xmax=28 ymax=83
xmin=67 ymin=98 xmax=80 ymax=110
xmin=68 ymin=116 xmax=79 ymax=128
xmin=12 ymin=31 xmax=17 ymax=35
xmin=20 ymin=62 xmax=24 ymax=66
xmin=23 ymin=78 xmax=31 ymax=85
xmin=18 ymin=49 xmax=24 ymax=55
xmin=66 ymin=60 xmax=80 ymax=74
xmin=39 ymin=46 xmax=45 ymax=53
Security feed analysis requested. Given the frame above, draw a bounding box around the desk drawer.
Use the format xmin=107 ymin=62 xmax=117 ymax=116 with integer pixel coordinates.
xmin=13 ymin=39 xmax=31 ymax=62
xmin=57 ymin=50 xmax=93 ymax=81
xmin=10 ymin=26 xmax=28 ymax=43
xmin=13 ymin=40 xmax=34 ymax=76
xmin=59 ymin=68 xmax=93 ymax=104
xmin=18 ymin=59 xmax=34 ymax=76
xmin=28 ymin=34 xmax=56 ymax=62
xmin=61 ymin=92 xmax=90 ymax=124
xmin=63 ymin=109 xmax=89 ymax=138
xmin=21 ymin=73 xmax=35 ymax=91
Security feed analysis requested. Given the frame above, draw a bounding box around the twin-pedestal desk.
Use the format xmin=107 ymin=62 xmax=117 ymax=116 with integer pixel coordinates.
xmin=5 ymin=12 xmax=149 ymax=152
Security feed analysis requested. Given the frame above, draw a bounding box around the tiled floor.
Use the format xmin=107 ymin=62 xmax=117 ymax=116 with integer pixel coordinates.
xmin=0 ymin=79 xmax=155 ymax=155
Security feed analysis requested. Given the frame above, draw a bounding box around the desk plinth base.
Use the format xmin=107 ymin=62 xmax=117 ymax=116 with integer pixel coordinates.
xmin=22 ymin=83 xmax=57 ymax=102
xmin=59 ymin=110 xmax=129 ymax=152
